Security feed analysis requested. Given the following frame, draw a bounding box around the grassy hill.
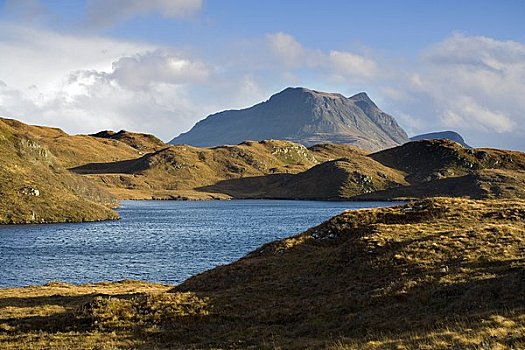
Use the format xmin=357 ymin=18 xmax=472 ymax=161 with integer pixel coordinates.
xmin=70 ymin=139 xmax=365 ymax=200
xmin=365 ymin=139 xmax=525 ymax=200
xmin=3 ymin=117 xmax=525 ymax=222
xmin=1 ymin=197 xmax=523 ymax=349
xmin=0 ymin=119 xmax=118 ymax=223
xmin=66 ymin=133 xmax=525 ymax=201
xmin=198 ymin=156 xmax=407 ymax=199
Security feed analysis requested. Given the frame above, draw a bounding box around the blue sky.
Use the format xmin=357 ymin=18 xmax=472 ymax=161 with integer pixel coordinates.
xmin=0 ymin=0 xmax=524 ymax=149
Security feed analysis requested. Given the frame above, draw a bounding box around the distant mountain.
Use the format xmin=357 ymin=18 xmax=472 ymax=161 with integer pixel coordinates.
xmin=170 ymin=87 xmax=409 ymax=151
xmin=410 ymin=131 xmax=471 ymax=148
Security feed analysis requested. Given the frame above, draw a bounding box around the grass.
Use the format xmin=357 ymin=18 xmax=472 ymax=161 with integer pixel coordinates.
xmin=71 ymin=139 xmax=379 ymax=200
xmin=1 ymin=197 xmax=524 ymax=349
xmin=0 ymin=119 xmax=118 ymax=223
xmin=4 ymin=117 xmax=525 ymax=204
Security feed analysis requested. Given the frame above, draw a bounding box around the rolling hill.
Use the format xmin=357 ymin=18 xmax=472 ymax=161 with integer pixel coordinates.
xmin=0 ymin=118 xmax=118 ymax=223
xmin=2 ymin=116 xmax=525 ymax=222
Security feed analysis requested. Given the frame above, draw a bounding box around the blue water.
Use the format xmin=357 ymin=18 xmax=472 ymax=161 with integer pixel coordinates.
xmin=0 ymin=200 xmax=398 ymax=288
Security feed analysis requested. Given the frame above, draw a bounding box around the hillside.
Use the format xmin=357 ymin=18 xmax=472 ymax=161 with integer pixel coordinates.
xmin=3 ymin=117 xmax=524 ymax=208
xmin=0 ymin=118 xmax=148 ymax=168
xmin=366 ymin=139 xmax=525 ymax=199
xmin=90 ymin=130 xmax=166 ymax=153
xmin=69 ymin=136 xmax=525 ymax=201
xmin=1 ymin=198 xmax=523 ymax=349
xmin=0 ymin=118 xmax=118 ymax=223
xmin=170 ymin=87 xmax=409 ymax=151
xmin=70 ymin=140 xmax=346 ymax=199
xmin=198 ymin=150 xmax=407 ymax=199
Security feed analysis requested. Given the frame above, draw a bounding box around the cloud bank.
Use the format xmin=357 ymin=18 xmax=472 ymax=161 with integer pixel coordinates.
xmin=0 ymin=23 xmax=524 ymax=150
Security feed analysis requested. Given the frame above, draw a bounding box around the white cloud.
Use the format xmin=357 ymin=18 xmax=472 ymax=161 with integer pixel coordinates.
xmin=265 ymin=32 xmax=379 ymax=82
xmin=1 ymin=23 xmax=524 ymax=150
xmin=390 ymin=34 xmax=525 ymax=149
xmin=0 ymin=23 xmax=214 ymax=139
xmin=266 ymin=32 xmax=322 ymax=68
xmin=442 ymin=97 xmax=515 ymax=133
xmin=85 ymin=0 xmax=203 ymax=28
xmin=0 ymin=22 xmax=152 ymax=92
xmin=102 ymin=50 xmax=211 ymax=90
xmin=328 ymin=50 xmax=378 ymax=79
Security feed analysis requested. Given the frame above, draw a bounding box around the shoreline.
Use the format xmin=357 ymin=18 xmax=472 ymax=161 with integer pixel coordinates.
xmin=1 ymin=197 xmax=523 ymax=349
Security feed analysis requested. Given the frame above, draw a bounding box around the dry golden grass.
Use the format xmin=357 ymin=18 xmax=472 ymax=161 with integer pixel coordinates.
xmin=5 ymin=117 xmax=525 ymax=203
xmin=0 ymin=119 xmax=118 ymax=223
xmin=1 ymin=198 xmax=524 ymax=349
xmin=0 ymin=281 xmax=171 ymax=350
xmin=72 ymin=139 xmax=393 ymax=200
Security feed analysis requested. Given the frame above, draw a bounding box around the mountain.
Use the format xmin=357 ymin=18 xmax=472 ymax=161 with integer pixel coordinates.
xmin=410 ymin=130 xmax=471 ymax=148
xmin=170 ymin=87 xmax=410 ymax=151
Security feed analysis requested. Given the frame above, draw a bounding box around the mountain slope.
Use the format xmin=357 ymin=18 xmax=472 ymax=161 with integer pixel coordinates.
xmin=410 ymin=130 xmax=471 ymax=148
xmin=0 ymin=118 xmax=118 ymax=223
xmin=170 ymin=87 xmax=409 ymax=151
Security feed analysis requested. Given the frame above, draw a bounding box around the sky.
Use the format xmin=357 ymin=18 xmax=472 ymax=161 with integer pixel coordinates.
xmin=0 ymin=1 xmax=524 ymax=150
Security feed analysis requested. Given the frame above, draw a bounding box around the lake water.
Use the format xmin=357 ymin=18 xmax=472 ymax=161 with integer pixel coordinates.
xmin=0 ymin=200 xmax=398 ymax=288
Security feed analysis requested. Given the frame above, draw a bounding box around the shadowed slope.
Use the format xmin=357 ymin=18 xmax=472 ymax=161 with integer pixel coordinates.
xmin=167 ymin=198 xmax=525 ymax=349
xmin=368 ymin=139 xmax=525 ymax=199
xmin=198 ymin=156 xmax=407 ymax=199
xmin=70 ymin=140 xmax=368 ymax=199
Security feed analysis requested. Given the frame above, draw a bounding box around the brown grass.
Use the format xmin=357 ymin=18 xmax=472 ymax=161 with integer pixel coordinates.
xmin=1 ymin=198 xmax=524 ymax=349
xmin=0 ymin=119 xmax=118 ymax=223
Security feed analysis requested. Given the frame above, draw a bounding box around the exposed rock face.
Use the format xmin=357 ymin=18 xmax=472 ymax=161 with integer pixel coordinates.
xmin=410 ymin=131 xmax=471 ymax=148
xmin=170 ymin=87 xmax=409 ymax=151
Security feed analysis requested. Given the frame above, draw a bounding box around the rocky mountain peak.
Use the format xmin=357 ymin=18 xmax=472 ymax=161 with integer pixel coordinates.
xmin=170 ymin=87 xmax=410 ymax=151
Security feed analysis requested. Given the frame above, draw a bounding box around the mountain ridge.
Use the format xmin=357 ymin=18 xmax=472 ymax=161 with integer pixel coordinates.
xmin=170 ymin=87 xmax=410 ymax=151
